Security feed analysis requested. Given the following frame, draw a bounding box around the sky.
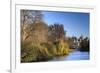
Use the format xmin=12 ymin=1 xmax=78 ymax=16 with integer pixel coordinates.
xmin=42 ymin=11 xmax=90 ymax=38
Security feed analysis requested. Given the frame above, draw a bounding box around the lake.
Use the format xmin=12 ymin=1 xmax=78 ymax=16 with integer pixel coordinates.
xmin=51 ymin=50 xmax=90 ymax=61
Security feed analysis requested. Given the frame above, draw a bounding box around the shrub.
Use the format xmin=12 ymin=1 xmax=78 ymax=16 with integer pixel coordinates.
xmin=41 ymin=42 xmax=58 ymax=56
xmin=53 ymin=39 xmax=70 ymax=56
xmin=21 ymin=38 xmax=70 ymax=62
xmin=21 ymin=41 xmax=53 ymax=62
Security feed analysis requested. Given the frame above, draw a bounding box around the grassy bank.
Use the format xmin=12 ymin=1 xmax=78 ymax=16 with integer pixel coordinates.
xmin=21 ymin=39 xmax=70 ymax=62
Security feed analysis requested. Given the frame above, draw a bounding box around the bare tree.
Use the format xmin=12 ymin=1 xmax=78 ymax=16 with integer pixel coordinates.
xmin=48 ymin=23 xmax=65 ymax=42
xmin=20 ymin=10 xmax=44 ymax=41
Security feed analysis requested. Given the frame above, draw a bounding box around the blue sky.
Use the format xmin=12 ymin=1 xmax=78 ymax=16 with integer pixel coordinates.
xmin=42 ymin=11 xmax=89 ymax=38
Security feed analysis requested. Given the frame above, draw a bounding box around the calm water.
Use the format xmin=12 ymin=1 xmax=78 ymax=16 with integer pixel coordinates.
xmin=51 ymin=50 xmax=89 ymax=61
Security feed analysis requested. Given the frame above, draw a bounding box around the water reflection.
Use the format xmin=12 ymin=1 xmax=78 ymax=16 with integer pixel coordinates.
xmin=51 ymin=50 xmax=89 ymax=61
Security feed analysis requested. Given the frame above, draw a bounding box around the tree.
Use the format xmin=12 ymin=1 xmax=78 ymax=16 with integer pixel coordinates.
xmin=48 ymin=23 xmax=65 ymax=42
xmin=21 ymin=10 xmax=43 ymax=25
xmin=31 ymin=22 xmax=49 ymax=45
xmin=79 ymin=37 xmax=89 ymax=52
xmin=78 ymin=35 xmax=83 ymax=42
xmin=21 ymin=10 xmax=50 ymax=62
xmin=21 ymin=10 xmax=44 ymax=41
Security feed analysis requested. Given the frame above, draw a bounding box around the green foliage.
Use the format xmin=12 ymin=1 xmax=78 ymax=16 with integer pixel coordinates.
xmin=40 ymin=43 xmax=56 ymax=55
xmin=54 ymin=39 xmax=69 ymax=56
xmin=21 ymin=41 xmax=37 ymax=62
xmin=21 ymin=39 xmax=70 ymax=62
xmin=21 ymin=41 xmax=53 ymax=62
